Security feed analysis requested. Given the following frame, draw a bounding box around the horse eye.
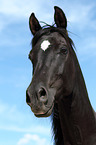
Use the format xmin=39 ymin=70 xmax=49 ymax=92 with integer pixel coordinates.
xmin=60 ymin=47 xmax=68 ymax=54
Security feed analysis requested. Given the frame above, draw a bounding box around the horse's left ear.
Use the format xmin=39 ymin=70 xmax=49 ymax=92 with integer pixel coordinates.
xmin=54 ymin=6 xmax=67 ymax=29
xmin=29 ymin=13 xmax=42 ymax=35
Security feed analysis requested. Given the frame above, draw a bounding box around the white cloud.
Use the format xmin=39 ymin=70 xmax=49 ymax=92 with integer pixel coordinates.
xmin=0 ymin=102 xmax=6 ymax=114
xmin=74 ymin=35 xmax=96 ymax=62
xmin=80 ymin=37 xmax=96 ymax=55
xmin=0 ymin=101 xmax=25 ymax=123
xmin=0 ymin=0 xmax=36 ymax=31
xmin=0 ymin=0 xmax=30 ymax=17
xmin=67 ymin=3 xmax=95 ymax=31
xmin=0 ymin=101 xmax=51 ymax=135
xmin=0 ymin=124 xmax=50 ymax=135
xmin=0 ymin=0 xmax=95 ymax=32
xmin=68 ymin=4 xmax=93 ymax=22
xmin=17 ymin=134 xmax=48 ymax=145
xmin=0 ymin=0 xmax=50 ymax=18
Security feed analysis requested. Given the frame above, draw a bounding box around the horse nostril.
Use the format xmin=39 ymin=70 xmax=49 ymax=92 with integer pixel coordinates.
xmin=38 ymin=87 xmax=47 ymax=103
xmin=26 ymin=90 xmax=31 ymax=104
xmin=39 ymin=88 xmax=46 ymax=97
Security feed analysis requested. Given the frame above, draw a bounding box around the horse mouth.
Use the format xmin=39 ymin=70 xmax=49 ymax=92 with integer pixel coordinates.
xmin=34 ymin=103 xmax=54 ymax=117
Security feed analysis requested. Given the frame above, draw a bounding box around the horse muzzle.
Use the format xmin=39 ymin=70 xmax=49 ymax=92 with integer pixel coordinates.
xmin=26 ymin=84 xmax=55 ymax=117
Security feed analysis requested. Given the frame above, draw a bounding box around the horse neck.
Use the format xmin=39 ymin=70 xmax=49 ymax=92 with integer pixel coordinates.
xmin=71 ymin=53 xmax=96 ymax=138
xmin=69 ymin=60 xmax=96 ymax=144
xmin=52 ymin=52 xmax=96 ymax=145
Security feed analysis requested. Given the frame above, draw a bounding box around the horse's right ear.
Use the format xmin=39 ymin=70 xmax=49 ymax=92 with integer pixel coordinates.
xmin=29 ymin=13 xmax=42 ymax=35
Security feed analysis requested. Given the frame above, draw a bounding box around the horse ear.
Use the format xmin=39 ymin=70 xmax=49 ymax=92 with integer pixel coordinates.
xmin=54 ymin=6 xmax=67 ymax=29
xmin=29 ymin=13 xmax=42 ymax=35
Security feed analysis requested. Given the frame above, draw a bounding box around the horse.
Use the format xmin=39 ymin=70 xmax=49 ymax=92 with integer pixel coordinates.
xmin=26 ymin=6 xmax=96 ymax=145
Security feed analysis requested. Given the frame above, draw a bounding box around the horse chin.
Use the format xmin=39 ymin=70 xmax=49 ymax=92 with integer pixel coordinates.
xmin=34 ymin=103 xmax=54 ymax=118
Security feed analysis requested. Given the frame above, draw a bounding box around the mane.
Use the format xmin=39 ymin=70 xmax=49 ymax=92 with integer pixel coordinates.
xmin=32 ymin=26 xmax=75 ymax=51
xmin=40 ymin=21 xmax=55 ymax=28
xmin=51 ymin=102 xmax=64 ymax=145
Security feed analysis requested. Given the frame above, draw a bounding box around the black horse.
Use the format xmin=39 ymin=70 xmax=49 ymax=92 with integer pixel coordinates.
xmin=26 ymin=6 xmax=96 ymax=145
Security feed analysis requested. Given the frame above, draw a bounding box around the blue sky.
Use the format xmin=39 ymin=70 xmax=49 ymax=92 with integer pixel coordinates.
xmin=0 ymin=0 xmax=96 ymax=145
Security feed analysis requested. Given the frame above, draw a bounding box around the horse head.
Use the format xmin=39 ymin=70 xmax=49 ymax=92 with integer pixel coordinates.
xmin=26 ymin=6 xmax=75 ymax=117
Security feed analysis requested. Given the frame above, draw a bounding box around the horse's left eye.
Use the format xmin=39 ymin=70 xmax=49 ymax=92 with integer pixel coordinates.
xmin=60 ymin=47 xmax=68 ymax=55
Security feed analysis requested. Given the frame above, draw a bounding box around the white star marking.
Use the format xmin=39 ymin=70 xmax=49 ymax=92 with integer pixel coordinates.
xmin=41 ymin=40 xmax=50 ymax=51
